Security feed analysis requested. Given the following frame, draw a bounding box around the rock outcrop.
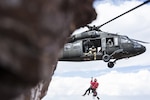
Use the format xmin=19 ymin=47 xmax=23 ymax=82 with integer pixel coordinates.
xmin=0 ymin=0 xmax=97 ymax=99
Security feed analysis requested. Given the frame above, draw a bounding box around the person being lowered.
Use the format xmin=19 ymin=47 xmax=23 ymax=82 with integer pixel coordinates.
xmin=82 ymin=77 xmax=100 ymax=100
xmin=82 ymin=77 xmax=94 ymax=96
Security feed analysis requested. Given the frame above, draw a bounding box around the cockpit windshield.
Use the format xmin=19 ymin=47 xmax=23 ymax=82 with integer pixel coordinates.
xmin=120 ymin=36 xmax=132 ymax=43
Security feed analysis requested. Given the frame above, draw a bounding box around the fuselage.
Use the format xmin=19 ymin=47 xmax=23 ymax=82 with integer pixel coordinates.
xmin=59 ymin=31 xmax=146 ymax=62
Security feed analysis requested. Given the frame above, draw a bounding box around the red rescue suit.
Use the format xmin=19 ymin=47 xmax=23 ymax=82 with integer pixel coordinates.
xmin=91 ymin=80 xmax=99 ymax=89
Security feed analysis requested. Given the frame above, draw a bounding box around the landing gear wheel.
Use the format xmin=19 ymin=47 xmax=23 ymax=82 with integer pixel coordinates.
xmin=102 ymin=54 xmax=110 ymax=62
xmin=108 ymin=62 xmax=114 ymax=68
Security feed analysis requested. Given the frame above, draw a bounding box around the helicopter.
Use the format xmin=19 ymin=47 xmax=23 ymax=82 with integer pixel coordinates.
xmin=59 ymin=0 xmax=150 ymax=68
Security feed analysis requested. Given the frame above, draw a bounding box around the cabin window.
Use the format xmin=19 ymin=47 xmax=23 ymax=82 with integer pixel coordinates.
xmin=64 ymin=43 xmax=72 ymax=50
xmin=73 ymin=42 xmax=80 ymax=49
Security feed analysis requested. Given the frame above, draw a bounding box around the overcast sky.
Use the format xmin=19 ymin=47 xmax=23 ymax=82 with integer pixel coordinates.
xmin=43 ymin=0 xmax=150 ymax=100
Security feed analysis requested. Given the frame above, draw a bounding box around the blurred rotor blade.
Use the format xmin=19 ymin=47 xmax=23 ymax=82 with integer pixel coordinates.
xmin=97 ymin=0 xmax=150 ymax=29
xmin=131 ymin=39 xmax=150 ymax=44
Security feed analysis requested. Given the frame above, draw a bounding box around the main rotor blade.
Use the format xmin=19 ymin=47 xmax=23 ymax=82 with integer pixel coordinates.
xmin=131 ymin=39 xmax=150 ymax=44
xmin=97 ymin=0 xmax=150 ymax=29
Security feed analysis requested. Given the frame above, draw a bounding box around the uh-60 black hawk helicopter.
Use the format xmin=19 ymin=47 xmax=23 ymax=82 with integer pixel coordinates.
xmin=59 ymin=0 xmax=150 ymax=68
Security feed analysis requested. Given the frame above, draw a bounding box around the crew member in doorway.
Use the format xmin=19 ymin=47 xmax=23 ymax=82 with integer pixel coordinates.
xmin=84 ymin=40 xmax=92 ymax=53
xmin=89 ymin=46 xmax=97 ymax=60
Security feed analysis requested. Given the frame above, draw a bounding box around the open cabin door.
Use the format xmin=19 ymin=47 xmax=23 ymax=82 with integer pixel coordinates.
xmin=83 ymin=39 xmax=101 ymax=53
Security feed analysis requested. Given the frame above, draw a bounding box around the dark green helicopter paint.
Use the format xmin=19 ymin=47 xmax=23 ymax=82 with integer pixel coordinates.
xmin=59 ymin=0 xmax=149 ymax=68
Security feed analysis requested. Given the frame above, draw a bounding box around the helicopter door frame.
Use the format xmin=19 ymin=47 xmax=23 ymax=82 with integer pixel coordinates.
xmin=102 ymin=37 xmax=119 ymax=54
xmin=101 ymin=38 xmax=106 ymax=52
xmin=114 ymin=37 xmax=119 ymax=46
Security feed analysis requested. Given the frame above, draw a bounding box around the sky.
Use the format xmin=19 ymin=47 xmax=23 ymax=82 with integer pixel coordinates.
xmin=42 ymin=0 xmax=150 ymax=100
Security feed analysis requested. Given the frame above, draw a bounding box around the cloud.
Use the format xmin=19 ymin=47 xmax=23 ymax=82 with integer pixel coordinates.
xmin=43 ymin=69 xmax=150 ymax=100
xmin=100 ymin=70 xmax=150 ymax=96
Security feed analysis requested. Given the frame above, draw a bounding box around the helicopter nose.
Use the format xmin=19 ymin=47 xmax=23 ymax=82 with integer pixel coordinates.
xmin=134 ymin=43 xmax=146 ymax=55
xmin=141 ymin=45 xmax=146 ymax=53
xmin=139 ymin=45 xmax=146 ymax=54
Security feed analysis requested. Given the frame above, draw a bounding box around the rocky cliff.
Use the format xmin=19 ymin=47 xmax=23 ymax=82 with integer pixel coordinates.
xmin=0 ymin=0 xmax=97 ymax=99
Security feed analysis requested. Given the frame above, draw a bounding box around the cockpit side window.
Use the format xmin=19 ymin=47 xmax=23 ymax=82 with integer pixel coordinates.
xmin=121 ymin=36 xmax=131 ymax=43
